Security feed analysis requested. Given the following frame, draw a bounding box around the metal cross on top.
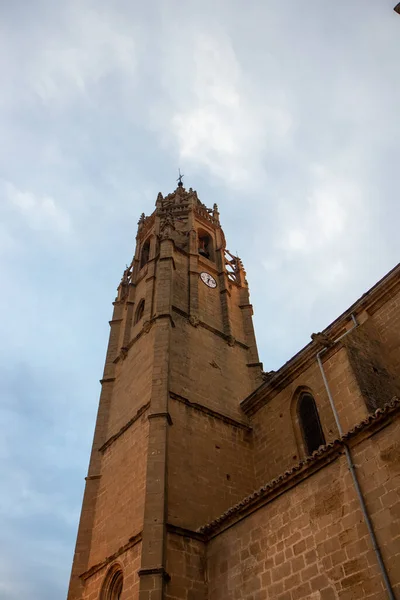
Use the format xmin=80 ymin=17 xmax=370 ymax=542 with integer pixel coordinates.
xmin=177 ymin=168 xmax=184 ymax=187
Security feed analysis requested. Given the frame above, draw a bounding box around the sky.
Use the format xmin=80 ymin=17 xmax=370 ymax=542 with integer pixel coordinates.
xmin=0 ymin=1 xmax=399 ymax=598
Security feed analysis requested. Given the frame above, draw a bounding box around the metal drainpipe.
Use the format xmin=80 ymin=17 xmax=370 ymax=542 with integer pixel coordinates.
xmin=316 ymin=314 xmax=395 ymax=600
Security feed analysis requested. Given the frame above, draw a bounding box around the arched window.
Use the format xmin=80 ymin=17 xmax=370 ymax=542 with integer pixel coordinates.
xmin=140 ymin=239 xmax=150 ymax=269
xmin=101 ymin=565 xmax=123 ymax=600
xmin=134 ymin=299 xmax=145 ymax=324
xmin=198 ymin=230 xmax=214 ymax=261
xmin=298 ymin=393 xmax=325 ymax=456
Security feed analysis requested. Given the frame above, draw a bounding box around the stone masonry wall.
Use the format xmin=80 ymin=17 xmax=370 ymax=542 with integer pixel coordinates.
xmin=170 ymin=314 xmax=256 ymax=421
xmin=168 ymin=398 xmax=255 ymax=530
xmin=173 ymin=251 xmax=190 ymax=315
xmin=108 ymin=329 xmax=155 ymax=437
xmin=250 ymin=284 xmax=400 ymax=489
xmin=82 ymin=541 xmax=141 ymax=600
xmin=370 ymin=286 xmax=400 ymax=373
xmin=207 ymin=415 xmax=400 ymax=600
xmin=197 ymin=259 xmax=224 ymax=333
xmin=87 ymin=414 xmax=149 ymax=568
xmin=165 ymin=533 xmax=206 ymax=600
xmin=344 ymin=319 xmax=400 ymax=412
xmin=250 ymin=346 xmax=365 ymax=488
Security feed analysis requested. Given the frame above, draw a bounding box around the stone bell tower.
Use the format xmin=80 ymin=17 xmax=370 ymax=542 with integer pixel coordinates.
xmin=67 ymin=182 xmax=263 ymax=600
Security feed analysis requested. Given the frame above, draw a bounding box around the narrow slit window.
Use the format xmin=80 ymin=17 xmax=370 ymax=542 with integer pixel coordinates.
xmin=135 ymin=299 xmax=145 ymax=324
xmin=140 ymin=239 xmax=150 ymax=269
xmin=298 ymin=393 xmax=325 ymax=455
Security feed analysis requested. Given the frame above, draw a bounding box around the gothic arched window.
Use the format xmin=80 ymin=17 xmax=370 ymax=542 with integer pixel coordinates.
xmin=298 ymin=393 xmax=325 ymax=456
xmin=101 ymin=565 xmax=123 ymax=600
xmin=198 ymin=230 xmax=214 ymax=261
xmin=135 ymin=299 xmax=145 ymax=324
xmin=140 ymin=239 xmax=150 ymax=269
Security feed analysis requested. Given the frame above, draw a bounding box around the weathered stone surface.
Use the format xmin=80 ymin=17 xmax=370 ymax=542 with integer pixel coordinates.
xmin=67 ymin=187 xmax=400 ymax=600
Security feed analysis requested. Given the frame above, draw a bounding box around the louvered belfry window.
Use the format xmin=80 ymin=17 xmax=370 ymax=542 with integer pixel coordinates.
xmin=298 ymin=393 xmax=325 ymax=456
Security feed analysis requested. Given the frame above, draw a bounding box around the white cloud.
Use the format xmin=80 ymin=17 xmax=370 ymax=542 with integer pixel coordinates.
xmin=2 ymin=180 xmax=71 ymax=233
xmin=278 ymin=164 xmax=362 ymax=258
xmin=0 ymin=3 xmax=137 ymax=110
xmin=154 ymin=29 xmax=292 ymax=189
xmin=31 ymin=7 xmax=136 ymax=106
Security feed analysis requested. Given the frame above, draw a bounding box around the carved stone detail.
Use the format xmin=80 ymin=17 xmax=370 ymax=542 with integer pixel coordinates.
xmin=143 ymin=320 xmax=151 ymax=334
xmin=311 ymin=332 xmax=334 ymax=348
xmin=189 ymin=315 xmax=199 ymax=328
xmin=159 ymin=209 xmax=175 ymax=240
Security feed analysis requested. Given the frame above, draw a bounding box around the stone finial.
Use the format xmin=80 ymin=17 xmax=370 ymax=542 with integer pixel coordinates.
xmin=121 ymin=266 xmax=129 ymax=285
xmin=177 ymin=169 xmax=184 ymax=188
xmin=138 ymin=213 xmax=146 ymax=229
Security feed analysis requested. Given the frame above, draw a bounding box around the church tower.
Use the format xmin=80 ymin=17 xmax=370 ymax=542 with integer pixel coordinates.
xmin=67 ymin=182 xmax=263 ymax=600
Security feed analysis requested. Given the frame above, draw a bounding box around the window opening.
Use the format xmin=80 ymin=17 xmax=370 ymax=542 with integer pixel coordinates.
xmin=101 ymin=567 xmax=123 ymax=600
xmin=298 ymin=393 xmax=325 ymax=455
xmin=140 ymin=239 xmax=150 ymax=269
xmin=135 ymin=299 xmax=145 ymax=324
xmin=198 ymin=231 xmax=213 ymax=260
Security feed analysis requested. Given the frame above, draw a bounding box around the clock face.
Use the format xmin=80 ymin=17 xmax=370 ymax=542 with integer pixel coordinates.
xmin=200 ymin=272 xmax=217 ymax=288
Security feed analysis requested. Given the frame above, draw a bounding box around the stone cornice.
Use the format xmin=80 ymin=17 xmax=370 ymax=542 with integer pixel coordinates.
xmin=199 ymin=397 xmax=400 ymax=539
xmin=171 ymin=306 xmax=249 ymax=350
xmin=170 ymin=391 xmax=251 ymax=431
xmin=138 ymin=567 xmax=171 ymax=582
xmin=148 ymin=411 xmax=173 ymax=425
xmin=166 ymin=523 xmax=206 ymax=542
xmin=159 ymin=255 xmax=176 ymax=270
xmin=109 ymin=318 xmax=123 ymax=326
xmin=242 ymin=262 xmax=400 ymax=416
xmin=113 ymin=313 xmax=175 ymax=363
xmin=99 ymin=402 xmax=150 ymax=453
xmin=99 ymin=377 xmax=116 ymax=385
xmin=80 ymin=531 xmax=142 ymax=580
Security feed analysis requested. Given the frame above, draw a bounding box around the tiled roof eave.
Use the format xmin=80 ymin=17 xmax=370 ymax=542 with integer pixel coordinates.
xmin=199 ymin=397 xmax=400 ymax=538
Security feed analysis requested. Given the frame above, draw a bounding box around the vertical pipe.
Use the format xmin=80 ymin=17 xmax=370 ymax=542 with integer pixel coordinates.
xmin=316 ymin=317 xmax=395 ymax=600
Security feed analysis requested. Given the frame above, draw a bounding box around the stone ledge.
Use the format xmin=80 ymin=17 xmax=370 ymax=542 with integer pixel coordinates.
xmin=148 ymin=411 xmax=173 ymax=426
xmin=99 ymin=402 xmax=150 ymax=453
xmin=80 ymin=531 xmax=142 ymax=581
xmin=99 ymin=377 xmax=116 ymax=384
xmin=166 ymin=523 xmax=206 ymax=542
xmin=170 ymin=391 xmax=252 ymax=431
xmin=171 ymin=306 xmax=249 ymax=349
xmin=113 ymin=313 xmax=175 ymax=363
xmin=138 ymin=566 xmax=170 ymax=582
